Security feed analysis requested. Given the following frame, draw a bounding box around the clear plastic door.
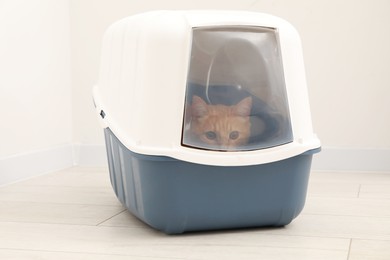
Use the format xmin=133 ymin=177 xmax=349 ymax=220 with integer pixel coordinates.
xmin=182 ymin=26 xmax=293 ymax=151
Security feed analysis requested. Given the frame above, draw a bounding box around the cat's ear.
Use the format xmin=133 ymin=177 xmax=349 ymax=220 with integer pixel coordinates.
xmin=191 ymin=96 xmax=208 ymax=117
xmin=233 ymin=96 xmax=252 ymax=117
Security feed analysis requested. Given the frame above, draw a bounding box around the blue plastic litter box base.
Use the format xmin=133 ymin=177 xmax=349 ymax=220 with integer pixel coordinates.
xmin=104 ymin=128 xmax=318 ymax=234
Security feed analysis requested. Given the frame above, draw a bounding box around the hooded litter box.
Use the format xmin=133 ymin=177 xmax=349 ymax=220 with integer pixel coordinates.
xmin=93 ymin=10 xmax=321 ymax=234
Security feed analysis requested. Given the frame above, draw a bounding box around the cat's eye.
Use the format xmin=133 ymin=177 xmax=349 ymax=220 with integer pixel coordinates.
xmin=205 ymin=131 xmax=217 ymax=140
xmin=229 ymin=131 xmax=239 ymax=140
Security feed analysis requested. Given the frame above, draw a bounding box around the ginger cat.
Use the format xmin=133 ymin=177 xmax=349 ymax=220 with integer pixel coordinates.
xmin=187 ymin=95 xmax=252 ymax=151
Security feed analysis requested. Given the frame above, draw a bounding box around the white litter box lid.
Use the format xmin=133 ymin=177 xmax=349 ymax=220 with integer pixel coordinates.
xmin=93 ymin=10 xmax=321 ymax=166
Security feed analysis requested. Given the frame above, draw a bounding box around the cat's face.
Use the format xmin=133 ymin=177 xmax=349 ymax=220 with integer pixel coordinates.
xmin=189 ymin=95 xmax=252 ymax=151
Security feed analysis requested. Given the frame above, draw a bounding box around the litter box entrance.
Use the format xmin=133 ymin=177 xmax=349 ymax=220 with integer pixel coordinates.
xmin=182 ymin=26 xmax=293 ymax=151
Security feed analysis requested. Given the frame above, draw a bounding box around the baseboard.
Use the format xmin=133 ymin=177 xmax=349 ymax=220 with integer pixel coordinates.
xmin=1 ymin=144 xmax=389 ymax=186
xmin=0 ymin=144 xmax=74 ymax=186
xmin=72 ymin=143 xmax=108 ymax=166
xmin=311 ymin=147 xmax=390 ymax=172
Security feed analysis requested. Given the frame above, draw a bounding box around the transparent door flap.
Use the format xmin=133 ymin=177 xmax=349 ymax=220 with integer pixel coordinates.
xmin=182 ymin=26 xmax=293 ymax=151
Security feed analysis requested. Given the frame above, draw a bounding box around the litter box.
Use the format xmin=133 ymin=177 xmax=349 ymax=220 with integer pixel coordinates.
xmin=93 ymin=10 xmax=321 ymax=234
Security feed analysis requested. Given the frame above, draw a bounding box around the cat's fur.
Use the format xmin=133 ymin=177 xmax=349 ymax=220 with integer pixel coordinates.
xmin=188 ymin=95 xmax=252 ymax=150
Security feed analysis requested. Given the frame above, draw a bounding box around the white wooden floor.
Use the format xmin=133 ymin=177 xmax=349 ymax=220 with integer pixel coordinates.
xmin=0 ymin=166 xmax=389 ymax=259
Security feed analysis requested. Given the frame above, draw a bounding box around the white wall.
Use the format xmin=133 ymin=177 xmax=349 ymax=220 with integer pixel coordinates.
xmin=0 ymin=0 xmax=72 ymax=157
xmin=0 ymin=0 xmax=72 ymax=183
